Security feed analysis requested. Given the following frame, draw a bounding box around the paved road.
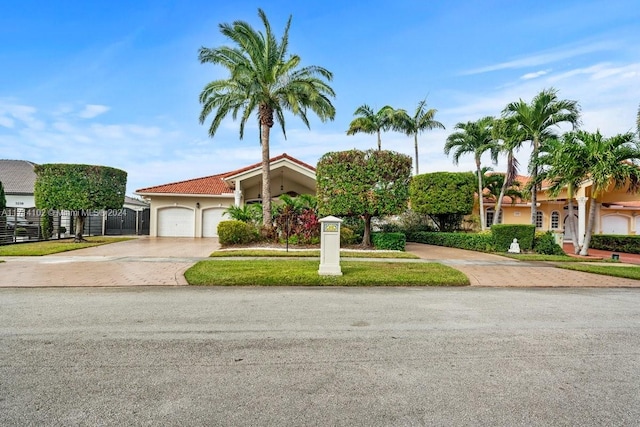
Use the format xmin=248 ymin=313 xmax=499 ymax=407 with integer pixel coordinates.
xmin=1 ymin=286 xmax=639 ymax=426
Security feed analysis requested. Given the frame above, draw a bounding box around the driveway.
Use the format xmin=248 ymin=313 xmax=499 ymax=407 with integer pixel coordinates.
xmin=0 ymin=237 xmax=219 ymax=287
xmin=1 ymin=238 xmax=639 ymax=288
xmin=405 ymin=243 xmax=640 ymax=287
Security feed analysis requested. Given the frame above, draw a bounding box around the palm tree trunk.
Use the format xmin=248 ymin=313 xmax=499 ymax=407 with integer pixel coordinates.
xmin=261 ymin=124 xmax=272 ymax=229
xmin=493 ymin=185 xmax=506 ymax=226
xmin=74 ymin=211 xmax=87 ymax=243
xmin=579 ymin=198 xmax=597 ymax=256
xmin=476 ymin=161 xmax=486 ymax=231
xmin=414 ymin=133 xmax=419 ymax=175
xmin=377 ymin=129 xmax=381 ymax=151
xmin=567 ymin=187 xmax=580 ymax=254
xmin=530 ymin=141 xmax=539 ymax=226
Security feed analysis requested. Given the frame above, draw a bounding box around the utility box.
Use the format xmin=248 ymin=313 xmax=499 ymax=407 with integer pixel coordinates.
xmin=318 ymin=215 xmax=343 ymax=276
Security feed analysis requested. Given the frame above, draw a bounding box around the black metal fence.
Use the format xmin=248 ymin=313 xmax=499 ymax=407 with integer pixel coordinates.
xmin=0 ymin=207 xmax=150 ymax=245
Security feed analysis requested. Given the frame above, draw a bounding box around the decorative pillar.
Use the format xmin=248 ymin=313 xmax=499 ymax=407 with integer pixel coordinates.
xmin=234 ymin=190 xmax=242 ymax=207
xmin=318 ymin=216 xmax=343 ymax=276
xmin=577 ymin=196 xmax=588 ymax=246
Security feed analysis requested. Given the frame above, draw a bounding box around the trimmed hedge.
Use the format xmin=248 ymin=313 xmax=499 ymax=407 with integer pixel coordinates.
xmin=372 ymin=232 xmax=406 ymax=251
xmin=491 ymin=224 xmax=535 ymax=252
xmin=407 ymin=231 xmax=495 ymax=252
xmin=590 ymin=235 xmax=640 ymax=254
xmin=217 ymin=220 xmax=257 ymax=246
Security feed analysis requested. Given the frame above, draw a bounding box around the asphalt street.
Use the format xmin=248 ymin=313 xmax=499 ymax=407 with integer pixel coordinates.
xmin=1 ymin=286 xmax=639 ymax=426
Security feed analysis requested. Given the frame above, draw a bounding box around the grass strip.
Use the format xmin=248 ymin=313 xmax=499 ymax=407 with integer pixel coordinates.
xmin=211 ymin=249 xmax=418 ymax=259
xmin=555 ymin=263 xmax=640 ymax=280
xmin=0 ymin=237 xmax=134 ymax=256
xmin=186 ymin=259 xmax=468 ymax=286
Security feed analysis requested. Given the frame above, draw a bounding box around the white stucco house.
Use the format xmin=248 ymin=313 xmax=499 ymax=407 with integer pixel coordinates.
xmin=135 ymin=153 xmax=316 ymax=237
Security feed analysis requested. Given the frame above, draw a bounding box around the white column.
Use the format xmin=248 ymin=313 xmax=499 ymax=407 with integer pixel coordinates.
xmin=234 ymin=190 xmax=242 ymax=207
xmin=577 ymin=196 xmax=588 ymax=246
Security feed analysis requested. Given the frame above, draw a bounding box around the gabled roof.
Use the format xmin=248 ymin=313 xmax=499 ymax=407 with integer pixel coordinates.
xmin=135 ymin=153 xmax=315 ymax=196
xmin=0 ymin=160 xmax=37 ymax=194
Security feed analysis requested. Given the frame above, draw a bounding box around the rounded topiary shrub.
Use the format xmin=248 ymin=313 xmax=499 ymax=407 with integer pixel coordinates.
xmin=533 ymin=231 xmax=565 ymax=255
xmin=217 ymin=220 xmax=256 ymax=246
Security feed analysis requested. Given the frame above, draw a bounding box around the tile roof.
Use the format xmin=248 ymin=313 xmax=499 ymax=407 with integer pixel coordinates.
xmin=0 ymin=159 xmax=37 ymax=194
xmin=136 ymin=153 xmax=315 ymax=196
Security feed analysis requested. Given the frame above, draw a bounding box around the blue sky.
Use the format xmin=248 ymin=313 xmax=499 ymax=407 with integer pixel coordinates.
xmin=1 ymin=0 xmax=639 ymax=195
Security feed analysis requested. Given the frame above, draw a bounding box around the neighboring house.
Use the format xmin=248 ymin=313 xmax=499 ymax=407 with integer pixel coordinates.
xmin=0 ymin=160 xmax=37 ymax=211
xmin=0 ymin=159 xmax=149 ymax=237
xmin=481 ymin=174 xmax=640 ymax=245
xmin=135 ymin=153 xmax=316 ymax=237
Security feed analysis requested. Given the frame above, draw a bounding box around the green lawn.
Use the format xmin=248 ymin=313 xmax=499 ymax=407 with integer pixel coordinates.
xmin=211 ymin=249 xmax=419 ymax=259
xmin=0 ymin=236 xmax=134 ymax=256
xmin=185 ymin=259 xmax=468 ymax=286
xmin=555 ymin=263 xmax=640 ymax=280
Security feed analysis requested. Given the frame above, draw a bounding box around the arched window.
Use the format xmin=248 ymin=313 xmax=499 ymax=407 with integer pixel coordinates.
xmin=535 ymin=211 xmax=544 ymax=229
xmin=551 ymin=211 xmax=560 ymax=229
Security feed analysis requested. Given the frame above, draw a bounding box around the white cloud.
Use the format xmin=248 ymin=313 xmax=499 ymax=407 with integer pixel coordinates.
xmin=0 ymin=116 xmax=14 ymax=128
xmin=78 ymin=104 xmax=110 ymax=119
xmin=521 ymin=70 xmax=550 ymax=80
xmin=462 ymin=40 xmax=614 ymax=75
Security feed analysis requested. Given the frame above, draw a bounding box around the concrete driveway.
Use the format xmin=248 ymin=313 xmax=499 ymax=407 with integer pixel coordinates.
xmin=0 ymin=237 xmax=219 ymax=287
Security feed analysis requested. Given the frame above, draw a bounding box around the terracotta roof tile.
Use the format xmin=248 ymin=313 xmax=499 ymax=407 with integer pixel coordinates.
xmin=136 ymin=153 xmax=314 ymax=196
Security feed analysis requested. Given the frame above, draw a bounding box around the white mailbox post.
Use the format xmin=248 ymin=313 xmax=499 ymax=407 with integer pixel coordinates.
xmin=318 ymin=215 xmax=343 ymax=276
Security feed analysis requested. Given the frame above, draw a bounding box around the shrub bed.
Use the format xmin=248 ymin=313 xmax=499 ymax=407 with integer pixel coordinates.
xmin=407 ymin=231 xmax=495 ymax=252
xmin=590 ymin=234 xmax=640 ymax=254
xmin=217 ymin=220 xmax=258 ymax=246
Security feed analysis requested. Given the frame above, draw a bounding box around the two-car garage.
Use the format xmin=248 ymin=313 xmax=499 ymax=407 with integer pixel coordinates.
xmin=156 ymin=207 xmax=225 ymax=237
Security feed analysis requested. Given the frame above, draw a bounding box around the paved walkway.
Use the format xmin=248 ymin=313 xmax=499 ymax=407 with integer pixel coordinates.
xmin=1 ymin=238 xmax=639 ymax=288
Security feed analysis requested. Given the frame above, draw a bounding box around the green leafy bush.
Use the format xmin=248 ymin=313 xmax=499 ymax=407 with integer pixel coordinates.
xmin=590 ymin=235 xmax=640 ymax=254
xmin=372 ymin=232 xmax=406 ymax=251
xmin=491 ymin=224 xmax=535 ymax=252
xmin=533 ymin=231 xmax=565 ymax=255
xmin=217 ymin=220 xmax=257 ymax=246
xmin=407 ymin=231 xmax=495 ymax=252
xmin=340 ymin=226 xmax=358 ymax=245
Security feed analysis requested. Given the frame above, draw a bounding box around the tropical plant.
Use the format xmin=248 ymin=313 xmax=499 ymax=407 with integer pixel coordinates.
xmin=393 ymin=98 xmax=445 ymax=175
xmin=34 ymin=164 xmax=127 ymax=242
xmin=224 ymin=204 xmax=262 ymax=224
xmin=198 ymin=9 xmax=336 ymax=228
xmin=541 ymin=130 xmax=640 ymax=255
xmin=444 ymin=116 xmax=498 ymax=230
xmin=346 ymin=105 xmax=399 ymax=150
xmin=537 ymin=133 xmax=585 ymax=253
xmin=316 ymin=149 xmax=412 ymax=246
xmin=491 ymin=118 xmax=524 ymax=225
xmin=502 ymin=88 xmax=581 ymax=226
xmin=272 ymin=194 xmax=319 ymax=244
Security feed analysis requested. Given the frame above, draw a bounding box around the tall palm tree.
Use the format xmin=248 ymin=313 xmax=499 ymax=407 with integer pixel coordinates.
xmin=578 ymin=131 xmax=640 ymax=255
xmin=393 ymin=98 xmax=445 ymax=175
xmin=346 ymin=105 xmax=397 ymax=150
xmin=491 ymin=118 xmax=523 ymax=226
xmin=636 ymin=103 xmax=640 ymax=137
xmin=538 ymin=133 xmax=586 ymax=254
xmin=502 ymin=88 xmax=580 ymax=226
xmin=444 ymin=116 xmax=499 ymax=230
xmin=198 ymin=9 xmax=336 ymax=228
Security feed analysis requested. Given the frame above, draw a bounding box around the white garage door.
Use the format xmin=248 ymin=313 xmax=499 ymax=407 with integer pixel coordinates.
xmin=157 ymin=207 xmax=194 ymax=237
xmin=601 ymin=215 xmax=628 ymax=235
xmin=202 ymin=208 xmax=226 ymax=237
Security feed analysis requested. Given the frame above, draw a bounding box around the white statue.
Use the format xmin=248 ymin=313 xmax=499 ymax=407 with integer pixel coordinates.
xmin=508 ymin=238 xmax=521 ymax=254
